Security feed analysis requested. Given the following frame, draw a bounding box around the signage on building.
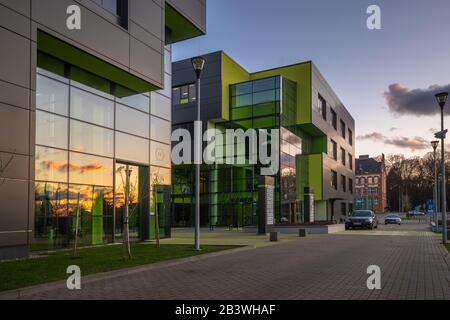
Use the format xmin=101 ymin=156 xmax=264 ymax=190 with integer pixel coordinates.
xmin=258 ymin=176 xmax=275 ymax=234
xmin=266 ymin=186 xmax=275 ymax=225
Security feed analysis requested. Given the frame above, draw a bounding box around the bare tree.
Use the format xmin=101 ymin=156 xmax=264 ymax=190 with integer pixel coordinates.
xmin=152 ymin=168 xmax=166 ymax=249
xmin=116 ymin=165 xmax=133 ymax=259
xmin=0 ymin=153 xmax=14 ymax=188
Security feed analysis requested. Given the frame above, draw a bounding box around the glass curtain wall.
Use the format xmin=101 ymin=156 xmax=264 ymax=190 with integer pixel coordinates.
xmin=34 ymin=49 xmax=172 ymax=251
xmin=171 ymin=76 xmax=302 ymax=227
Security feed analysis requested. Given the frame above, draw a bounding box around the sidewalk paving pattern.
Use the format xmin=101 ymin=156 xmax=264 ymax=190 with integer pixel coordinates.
xmin=6 ymin=221 xmax=450 ymax=300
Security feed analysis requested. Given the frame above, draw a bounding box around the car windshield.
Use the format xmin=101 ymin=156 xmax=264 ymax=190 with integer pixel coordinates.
xmin=386 ymin=215 xmax=399 ymax=218
xmin=352 ymin=211 xmax=372 ymax=217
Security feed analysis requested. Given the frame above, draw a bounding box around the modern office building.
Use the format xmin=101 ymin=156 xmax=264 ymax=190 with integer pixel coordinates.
xmin=172 ymin=51 xmax=355 ymax=228
xmin=355 ymin=154 xmax=387 ymax=213
xmin=0 ymin=0 xmax=206 ymax=260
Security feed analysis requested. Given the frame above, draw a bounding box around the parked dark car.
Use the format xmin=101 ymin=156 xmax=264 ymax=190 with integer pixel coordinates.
xmin=384 ymin=214 xmax=402 ymax=225
xmin=345 ymin=210 xmax=378 ymax=230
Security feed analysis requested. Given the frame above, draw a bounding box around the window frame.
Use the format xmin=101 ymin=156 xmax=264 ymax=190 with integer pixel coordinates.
xmin=331 ymin=170 xmax=338 ymax=190
xmin=340 ymin=119 xmax=346 ymax=139
xmin=172 ymin=83 xmax=197 ymax=106
xmin=318 ymin=94 xmax=327 ymax=121
xmin=331 ymin=139 xmax=338 ymax=160
xmin=330 ymin=108 xmax=337 ymax=130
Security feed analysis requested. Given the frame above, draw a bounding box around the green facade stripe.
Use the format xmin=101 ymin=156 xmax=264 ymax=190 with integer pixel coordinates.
xmin=165 ymin=4 xmax=204 ymax=44
xmin=221 ymin=52 xmax=251 ymax=121
xmin=37 ymin=31 xmax=158 ymax=96
xmin=296 ymin=153 xmax=323 ymax=201
xmin=250 ymin=62 xmax=312 ymax=125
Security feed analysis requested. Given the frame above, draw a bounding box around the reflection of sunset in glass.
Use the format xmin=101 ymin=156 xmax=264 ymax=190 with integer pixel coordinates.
xmin=69 ymin=152 xmax=113 ymax=186
xmin=115 ymin=165 xmax=140 ymax=209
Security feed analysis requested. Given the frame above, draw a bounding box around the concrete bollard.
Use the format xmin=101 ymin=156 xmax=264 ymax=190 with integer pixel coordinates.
xmin=270 ymin=232 xmax=280 ymax=242
xmin=299 ymin=228 xmax=307 ymax=238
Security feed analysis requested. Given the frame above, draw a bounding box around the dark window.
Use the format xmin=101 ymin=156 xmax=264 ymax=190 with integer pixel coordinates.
xmin=330 ymin=108 xmax=337 ymax=130
xmin=93 ymin=0 xmax=121 ymax=15
xmin=331 ymin=140 xmax=337 ymax=160
xmin=341 ymin=202 xmax=347 ymax=217
xmin=349 ymin=178 xmax=354 ymax=194
xmin=341 ymin=147 xmax=346 ymax=165
xmin=349 ymin=154 xmax=353 ymax=170
xmin=348 ymin=129 xmax=353 ymax=146
xmin=318 ymin=94 xmax=327 ymax=121
xmin=331 ymin=170 xmax=338 ymax=190
xmin=341 ymin=175 xmax=347 ymax=192
xmin=172 ymin=87 xmax=181 ymax=105
xmin=172 ymin=83 xmax=197 ymax=105
xmin=340 ymin=120 xmax=346 ymax=139
xmin=91 ymin=0 xmax=128 ymax=28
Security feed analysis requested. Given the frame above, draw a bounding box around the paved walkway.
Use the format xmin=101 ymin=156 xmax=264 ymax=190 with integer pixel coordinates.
xmin=17 ymin=221 xmax=450 ymax=300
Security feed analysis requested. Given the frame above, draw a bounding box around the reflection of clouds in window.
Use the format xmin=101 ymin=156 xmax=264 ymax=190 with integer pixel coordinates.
xmin=35 ymin=147 xmax=68 ymax=183
xmin=69 ymin=152 xmax=113 ymax=186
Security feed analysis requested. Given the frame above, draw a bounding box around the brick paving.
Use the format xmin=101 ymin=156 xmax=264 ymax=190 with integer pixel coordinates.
xmin=19 ymin=221 xmax=450 ymax=300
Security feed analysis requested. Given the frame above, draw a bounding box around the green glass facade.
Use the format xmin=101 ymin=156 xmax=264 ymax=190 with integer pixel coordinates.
xmin=172 ymin=76 xmax=315 ymax=227
xmin=172 ymin=52 xmax=355 ymax=227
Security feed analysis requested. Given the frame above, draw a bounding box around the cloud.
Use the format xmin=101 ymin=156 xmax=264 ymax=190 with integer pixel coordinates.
xmin=39 ymin=160 xmax=108 ymax=173
xmin=357 ymin=132 xmax=430 ymax=152
xmin=390 ymin=127 xmax=399 ymax=132
xmin=357 ymin=132 xmax=385 ymax=141
xmin=384 ymin=83 xmax=450 ymax=116
xmin=429 ymin=128 xmax=438 ymax=134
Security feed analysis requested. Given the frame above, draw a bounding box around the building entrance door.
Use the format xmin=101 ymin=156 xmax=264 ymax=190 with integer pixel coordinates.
xmin=115 ymin=163 xmax=150 ymax=242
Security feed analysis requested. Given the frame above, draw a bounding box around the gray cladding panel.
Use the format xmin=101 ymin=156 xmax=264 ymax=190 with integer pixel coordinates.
xmin=0 ymin=27 xmax=31 ymax=88
xmin=0 ymin=0 xmax=30 ymax=17
xmin=0 ymin=80 xmax=31 ymax=110
xmin=166 ymin=0 xmax=206 ymax=33
xmin=172 ymin=51 xmax=222 ymax=124
xmin=0 ymin=103 xmax=30 ymax=155
xmin=32 ymin=0 xmax=131 ymax=67
xmin=310 ymin=63 xmax=355 ymax=205
xmin=130 ymin=0 xmax=163 ymax=38
xmin=0 ymin=3 xmax=30 ymax=38
xmin=0 ymin=179 xmax=29 ymax=232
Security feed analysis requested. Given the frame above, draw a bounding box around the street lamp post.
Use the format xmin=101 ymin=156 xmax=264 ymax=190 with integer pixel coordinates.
xmin=435 ymin=92 xmax=449 ymax=244
xmin=432 ymin=141 xmax=439 ymax=230
xmin=191 ymin=56 xmax=207 ymax=251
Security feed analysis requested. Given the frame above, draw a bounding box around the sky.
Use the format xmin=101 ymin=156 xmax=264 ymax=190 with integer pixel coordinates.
xmin=173 ymin=0 xmax=450 ymax=158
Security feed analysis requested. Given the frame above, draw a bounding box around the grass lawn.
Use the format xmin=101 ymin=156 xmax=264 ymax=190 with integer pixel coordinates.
xmin=446 ymin=244 xmax=450 ymax=253
xmin=0 ymin=243 xmax=238 ymax=292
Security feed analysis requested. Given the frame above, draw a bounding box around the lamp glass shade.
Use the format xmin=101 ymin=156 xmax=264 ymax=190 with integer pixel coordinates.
xmin=435 ymin=92 xmax=449 ymax=107
xmin=191 ymin=56 xmax=206 ymax=72
xmin=431 ymin=141 xmax=440 ymax=150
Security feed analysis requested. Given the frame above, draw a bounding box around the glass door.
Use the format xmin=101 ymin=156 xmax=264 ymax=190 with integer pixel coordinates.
xmin=115 ymin=163 xmax=150 ymax=241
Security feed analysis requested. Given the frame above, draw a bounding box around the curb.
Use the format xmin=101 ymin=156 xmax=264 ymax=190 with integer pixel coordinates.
xmin=0 ymin=245 xmax=255 ymax=300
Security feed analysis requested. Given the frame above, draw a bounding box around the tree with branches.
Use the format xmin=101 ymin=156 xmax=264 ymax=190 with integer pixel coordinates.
xmin=0 ymin=153 xmax=14 ymax=189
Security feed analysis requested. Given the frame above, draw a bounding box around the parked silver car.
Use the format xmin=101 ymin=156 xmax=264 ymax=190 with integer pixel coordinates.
xmin=384 ymin=214 xmax=402 ymax=225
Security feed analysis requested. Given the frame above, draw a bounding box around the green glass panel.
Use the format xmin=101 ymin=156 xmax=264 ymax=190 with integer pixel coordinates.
xmin=232 ymin=82 xmax=252 ymax=96
xmin=253 ymin=116 xmax=277 ymax=129
xmin=253 ymin=90 xmax=276 ymax=105
xmin=253 ymin=102 xmax=276 ymax=118
xmin=232 ymin=106 xmax=252 ymax=120
xmin=232 ymin=94 xmax=252 ymax=108
xmin=37 ymin=51 xmax=65 ymax=78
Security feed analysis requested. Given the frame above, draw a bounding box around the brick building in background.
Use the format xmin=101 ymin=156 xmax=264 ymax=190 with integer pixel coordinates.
xmin=355 ymin=155 xmax=387 ymax=214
